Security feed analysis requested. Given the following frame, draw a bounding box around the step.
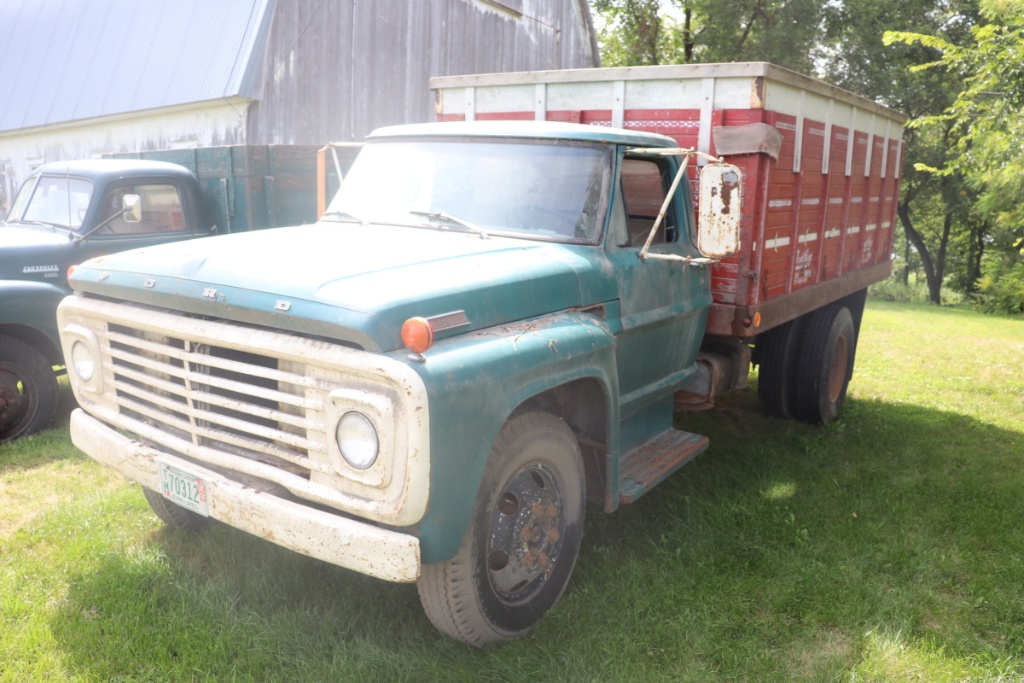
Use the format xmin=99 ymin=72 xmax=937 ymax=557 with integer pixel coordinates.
xmin=618 ymin=429 xmax=709 ymax=505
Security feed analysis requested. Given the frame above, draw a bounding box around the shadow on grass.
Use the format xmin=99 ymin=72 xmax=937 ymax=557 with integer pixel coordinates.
xmin=48 ymin=523 xmax=457 ymax=681
xmin=46 ymin=392 xmax=1024 ymax=681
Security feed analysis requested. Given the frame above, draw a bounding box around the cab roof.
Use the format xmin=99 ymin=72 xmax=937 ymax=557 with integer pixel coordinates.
xmin=367 ymin=120 xmax=678 ymax=149
xmin=27 ymin=159 xmax=195 ymax=183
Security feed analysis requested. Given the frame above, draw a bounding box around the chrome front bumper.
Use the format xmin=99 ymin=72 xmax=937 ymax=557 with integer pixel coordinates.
xmin=71 ymin=409 xmax=422 ymax=583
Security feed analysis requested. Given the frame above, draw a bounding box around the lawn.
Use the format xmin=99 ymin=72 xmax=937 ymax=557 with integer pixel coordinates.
xmin=2 ymin=300 xmax=1023 ymax=682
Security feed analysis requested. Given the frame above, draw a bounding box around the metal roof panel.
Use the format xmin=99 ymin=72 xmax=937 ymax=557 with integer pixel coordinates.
xmin=0 ymin=0 xmax=275 ymax=133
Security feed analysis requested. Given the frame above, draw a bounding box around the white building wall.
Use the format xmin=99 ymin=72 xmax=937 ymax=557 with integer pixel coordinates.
xmin=0 ymin=98 xmax=250 ymax=216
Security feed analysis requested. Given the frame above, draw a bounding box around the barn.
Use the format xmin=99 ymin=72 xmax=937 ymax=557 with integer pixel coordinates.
xmin=0 ymin=0 xmax=599 ymax=215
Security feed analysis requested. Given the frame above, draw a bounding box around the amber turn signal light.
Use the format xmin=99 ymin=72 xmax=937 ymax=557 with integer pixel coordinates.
xmin=402 ymin=317 xmax=434 ymax=354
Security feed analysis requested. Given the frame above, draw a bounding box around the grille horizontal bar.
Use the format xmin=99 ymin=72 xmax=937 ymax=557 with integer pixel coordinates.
xmin=106 ymin=322 xmax=330 ymax=477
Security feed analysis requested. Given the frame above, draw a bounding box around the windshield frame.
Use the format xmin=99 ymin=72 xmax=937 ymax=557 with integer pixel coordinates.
xmin=324 ymin=135 xmax=613 ymax=246
xmin=4 ymin=174 xmax=38 ymax=225
xmin=4 ymin=173 xmax=96 ymax=232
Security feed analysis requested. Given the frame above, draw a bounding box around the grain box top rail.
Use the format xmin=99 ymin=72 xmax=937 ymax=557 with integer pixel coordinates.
xmin=430 ymin=61 xmax=906 ymax=126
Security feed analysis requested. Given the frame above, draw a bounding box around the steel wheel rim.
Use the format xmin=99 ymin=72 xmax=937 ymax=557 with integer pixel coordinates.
xmin=485 ymin=462 xmax=566 ymax=606
xmin=827 ymin=335 xmax=849 ymax=404
xmin=0 ymin=368 xmax=29 ymax=433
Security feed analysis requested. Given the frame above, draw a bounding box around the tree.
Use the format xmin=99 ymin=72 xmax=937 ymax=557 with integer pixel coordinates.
xmin=592 ymin=0 xmax=664 ymax=66
xmin=885 ymin=0 xmax=1024 ymax=309
xmin=593 ymin=0 xmax=826 ymax=73
xmin=814 ymin=0 xmax=983 ymax=305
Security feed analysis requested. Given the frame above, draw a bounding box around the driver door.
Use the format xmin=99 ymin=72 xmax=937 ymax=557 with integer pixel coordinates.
xmin=606 ymin=153 xmax=712 ymax=432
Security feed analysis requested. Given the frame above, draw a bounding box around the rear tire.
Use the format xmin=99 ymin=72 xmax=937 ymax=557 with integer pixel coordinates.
xmin=756 ymin=320 xmax=801 ymax=419
xmin=143 ymin=487 xmax=211 ymax=533
xmin=792 ymin=306 xmax=856 ymax=424
xmin=0 ymin=335 xmax=59 ymax=443
xmin=417 ymin=412 xmax=585 ymax=647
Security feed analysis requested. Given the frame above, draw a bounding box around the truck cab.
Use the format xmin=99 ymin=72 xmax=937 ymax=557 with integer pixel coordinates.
xmin=0 ymin=160 xmax=211 ymax=442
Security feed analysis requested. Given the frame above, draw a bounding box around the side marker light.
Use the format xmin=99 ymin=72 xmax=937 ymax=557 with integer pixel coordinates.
xmin=402 ymin=317 xmax=434 ymax=354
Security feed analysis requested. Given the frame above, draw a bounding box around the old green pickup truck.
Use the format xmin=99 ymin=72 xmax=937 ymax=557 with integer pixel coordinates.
xmin=0 ymin=146 xmax=317 ymax=442
xmin=57 ymin=64 xmax=902 ymax=646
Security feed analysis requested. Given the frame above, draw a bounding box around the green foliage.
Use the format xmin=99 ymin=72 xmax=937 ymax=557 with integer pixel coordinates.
xmin=592 ymin=0 xmax=664 ymax=66
xmin=593 ymin=0 xmax=826 ymax=73
xmin=883 ymin=4 xmax=1024 ymax=311
xmin=974 ymin=257 xmax=1024 ymax=314
xmin=868 ymin=278 xmax=931 ymax=304
xmin=868 ymin=276 xmax=964 ymax=306
xmin=676 ymin=0 xmax=826 ymax=73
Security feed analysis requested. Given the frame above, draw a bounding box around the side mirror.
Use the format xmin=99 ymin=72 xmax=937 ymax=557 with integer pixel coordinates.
xmin=122 ymin=194 xmax=142 ymax=223
xmin=697 ymin=164 xmax=742 ymax=259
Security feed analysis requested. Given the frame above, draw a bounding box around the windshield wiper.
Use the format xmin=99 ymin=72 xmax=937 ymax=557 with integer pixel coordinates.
xmin=408 ymin=210 xmax=488 ymax=239
xmin=321 ymin=210 xmax=367 ymax=225
xmin=12 ymin=219 xmax=69 ymax=231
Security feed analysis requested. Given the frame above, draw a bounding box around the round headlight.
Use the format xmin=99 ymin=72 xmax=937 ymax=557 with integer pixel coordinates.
xmin=71 ymin=340 xmax=94 ymax=382
xmin=336 ymin=411 xmax=379 ymax=470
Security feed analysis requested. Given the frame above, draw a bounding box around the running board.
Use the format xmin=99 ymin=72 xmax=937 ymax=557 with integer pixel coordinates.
xmin=618 ymin=430 xmax=709 ymax=505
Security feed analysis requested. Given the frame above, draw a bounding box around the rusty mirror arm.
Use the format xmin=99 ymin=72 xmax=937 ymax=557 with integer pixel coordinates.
xmin=625 ymin=147 xmax=742 ymax=266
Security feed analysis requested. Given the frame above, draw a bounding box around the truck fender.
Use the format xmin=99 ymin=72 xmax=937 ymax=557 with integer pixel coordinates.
xmin=410 ymin=309 xmax=621 ymax=564
xmin=0 ymin=280 xmax=70 ymax=365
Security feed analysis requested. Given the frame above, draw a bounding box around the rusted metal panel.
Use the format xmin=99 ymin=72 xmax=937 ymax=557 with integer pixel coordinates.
xmin=697 ymin=163 xmax=743 ymax=260
xmin=703 ymin=260 xmax=891 ymax=336
xmin=617 ymin=429 xmax=709 ymax=505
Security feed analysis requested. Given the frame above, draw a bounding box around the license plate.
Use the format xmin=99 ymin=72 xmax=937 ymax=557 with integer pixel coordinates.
xmin=158 ymin=461 xmax=211 ymax=517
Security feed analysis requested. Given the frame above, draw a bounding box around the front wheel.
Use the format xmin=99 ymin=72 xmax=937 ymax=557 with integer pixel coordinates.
xmin=417 ymin=411 xmax=585 ymax=647
xmin=142 ymin=487 xmax=211 ymax=533
xmin=0 ymin=335 xmax=59 ymax=443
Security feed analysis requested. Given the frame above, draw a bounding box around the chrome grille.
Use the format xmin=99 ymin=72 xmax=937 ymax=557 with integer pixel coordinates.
xmin=106 ymin=323 xmax=326 ymax=478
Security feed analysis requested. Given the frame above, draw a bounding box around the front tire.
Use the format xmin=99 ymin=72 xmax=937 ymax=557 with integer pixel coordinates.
xmin=0 ymin=335 xmax=59 ymax=443
xmin=417 ymin=411 xmax=585 ymax=647
xmin=142 ymin=487 xmax=211 ymax=533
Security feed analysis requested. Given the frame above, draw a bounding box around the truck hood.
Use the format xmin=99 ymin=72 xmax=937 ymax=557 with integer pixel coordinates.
xmin=0 ymin=224 xmax=70 ymax=284
xmin=70 ymin=223 xmax=593 ymax=351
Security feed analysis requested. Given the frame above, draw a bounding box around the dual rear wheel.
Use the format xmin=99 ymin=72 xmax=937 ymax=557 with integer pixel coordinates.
xmin=757 ymin=301 xmax=859 ymax=424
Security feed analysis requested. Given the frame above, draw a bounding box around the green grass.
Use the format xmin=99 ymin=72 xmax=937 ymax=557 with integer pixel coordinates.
xmin=2 ymin=301 xmax=1023 ymax=681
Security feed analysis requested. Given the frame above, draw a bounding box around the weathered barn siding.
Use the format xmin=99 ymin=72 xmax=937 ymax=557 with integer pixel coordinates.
xmin=246 ymin=0 xmax=598 ymax=143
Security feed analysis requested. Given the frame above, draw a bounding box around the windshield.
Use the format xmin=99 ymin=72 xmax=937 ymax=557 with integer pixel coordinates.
xmin=7 ymin=175 xmax=94 ymax=231
xmin=325 ymin=138 xmax=610 ymax=242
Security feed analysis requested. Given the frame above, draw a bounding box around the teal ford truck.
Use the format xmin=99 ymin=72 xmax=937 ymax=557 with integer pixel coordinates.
xmin=1 ymin=146 xmax=317 ymax=442
xmin=59 ymin=65 xmax=905 ymax=647
xmin=57 ymin=121 xmax=745 ymax=646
